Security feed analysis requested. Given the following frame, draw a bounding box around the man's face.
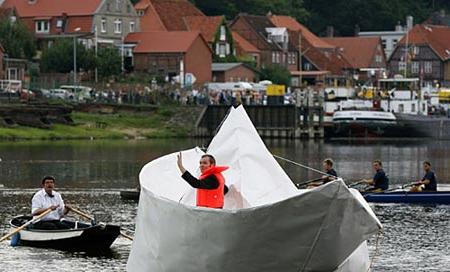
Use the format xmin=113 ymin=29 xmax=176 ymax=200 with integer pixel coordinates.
xmin=423 ymin=163 xmax=430 ymax=172
xmin=42 ymin=179 xmax=55 ymax=193
xmin=199 ymin=157 xmax=213 ymax=173
xmin=373 ymin=163 xmax=380 ymax=171
xmin=323 ymin=162 xmax=331 ymax=171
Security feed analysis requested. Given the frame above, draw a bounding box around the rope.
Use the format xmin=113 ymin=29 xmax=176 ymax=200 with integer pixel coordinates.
xmin=367 ymin=229 xmax=384 ymax=272
xmin=273 ymin=154 xmax=333 ymax=177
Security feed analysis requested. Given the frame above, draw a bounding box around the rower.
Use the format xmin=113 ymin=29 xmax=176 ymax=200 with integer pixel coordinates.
xmin=31 ymin=176 xmax=71 ymax=230
xmin=177 ymin=153 xmax=229 ymax=209
xmin=410 ymin=161 xmax=437 ymax=192
xmin=308 ymin=158 xmax=338 ymax=188
xmin=362 ymin=160 xmax=389 ymax=192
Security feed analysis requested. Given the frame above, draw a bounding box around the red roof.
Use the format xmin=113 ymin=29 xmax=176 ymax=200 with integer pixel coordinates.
xmin=323 ymin=37 xmax=385 ymax=68
xmin=232 ymin=31 xmax=260 ymax=53
xmin=125 ymin=31 xmax=209 ymax=53
xmin=65 ymin=16 xmax=93 ymax=33
xmin=1 ymin=0 xmax=102 ymax=17
xmin=149 ymin=0 xmax=204 ymax=31
xmin=135 ymin=0 xmax=166 ymax=31
xmin=398 ymin=24 xmax=450 ymax=60
xmin=269 ymin=15 xmax=335 ymax=49
xmin=183 ymin=16 xmax=223 ymax=42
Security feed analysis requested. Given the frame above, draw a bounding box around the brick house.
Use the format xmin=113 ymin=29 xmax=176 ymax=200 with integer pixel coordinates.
xmin=231 ymin=31 xmax=261 ymax=67
xmin=212 ymin=63 xmax=257 ymax=82
xmin=229 ymin=14 xmax=293 ymax=70
xmin=323 ymin=37 xmax=387 ymax=81
xmin=125 ymin=31 xmax=212 ymax=85
xmin=389 ymin=24 xmax=450 ymax=87
xmin=1 ymin=0 xmax=139 ymax=50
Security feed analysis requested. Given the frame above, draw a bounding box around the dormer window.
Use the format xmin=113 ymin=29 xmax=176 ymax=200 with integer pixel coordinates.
xmin=137 ymin=10 xmax=145 ymax=16
xmin=56 ymin=19 xmax=63 ymax=28
xmin=35 ymin=20 xmax=49 ymax=33
xmin=220 ymin=26 xmax=226 ymax=41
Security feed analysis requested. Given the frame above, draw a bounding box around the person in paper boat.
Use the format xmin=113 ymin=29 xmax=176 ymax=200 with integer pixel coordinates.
xmin=177 ymin=152 xmax=229 ymax=209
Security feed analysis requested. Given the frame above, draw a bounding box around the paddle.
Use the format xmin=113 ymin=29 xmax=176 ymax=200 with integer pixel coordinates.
xmin=0 ymin=208 xmax=52 ymax=243
xmin=347 ymin=180 xmax=365 ymax=188
xmin=362 ymin=182 xmax=418 ymax=196
xmin=68 ymin=207 xmax=133 ymax=241
xmin=295 ymin=177 xmax=324 ymax=188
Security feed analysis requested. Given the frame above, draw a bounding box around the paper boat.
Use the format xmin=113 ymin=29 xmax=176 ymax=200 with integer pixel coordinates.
xmin=127 ymin=106 xmax=382 ymax=272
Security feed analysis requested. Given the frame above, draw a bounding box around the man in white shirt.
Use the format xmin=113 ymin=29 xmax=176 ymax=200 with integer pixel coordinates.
xmin=31 ymin=176 xmax=71 ymax=230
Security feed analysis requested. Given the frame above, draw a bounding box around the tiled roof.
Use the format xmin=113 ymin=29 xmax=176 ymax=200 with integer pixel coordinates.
xmin=1 ymin=0 xmax=102 ymax=17
xmin=125 ymin=31 xmax=208 ymax=53
xmin=270 ymin=15 xmax=335 ymax=49
xmin=184 ymin=15 xmax=223 ymax=42
xmin=149 ymin=0 xmax=204 ymax=31
xmin=323 ymin=37 xmax=383 ymax=68
xmin=234 ymin=14 xmax=280 ymax=50
xmin=398 ymin=24 xmax=450 ymax=60
xmin=65 ymin=16 xmax=93 ymax=34
xmin=136 ymin=0 xmax=166 ymax=32
xmin=232 ymin=31 xmax=260 ymax=53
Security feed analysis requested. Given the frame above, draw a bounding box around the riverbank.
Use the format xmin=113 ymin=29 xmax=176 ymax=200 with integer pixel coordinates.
xmin=0 ymin=105 xmax=203 ymax=140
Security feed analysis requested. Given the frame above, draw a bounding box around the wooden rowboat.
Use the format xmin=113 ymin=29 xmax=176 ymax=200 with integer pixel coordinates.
xmin=10 ymin=216 xmax=120 ymax=251
xmin=363 ymin=191 xmax=450 ymax=204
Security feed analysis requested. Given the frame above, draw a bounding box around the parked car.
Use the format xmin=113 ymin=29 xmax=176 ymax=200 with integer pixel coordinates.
xmin=59 ymin=85 xmax=93 ymax=102
xmin=48 ymin=89 xmax=70 ymax=100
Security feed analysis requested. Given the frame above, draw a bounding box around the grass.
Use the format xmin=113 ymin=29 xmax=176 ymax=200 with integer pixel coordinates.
xmin=0 ymin=106 xmax=193 ymax=140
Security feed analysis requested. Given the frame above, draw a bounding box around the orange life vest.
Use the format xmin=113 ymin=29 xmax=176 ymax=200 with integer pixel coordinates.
xmin=197 ymin=166 xmax=228 ymax=208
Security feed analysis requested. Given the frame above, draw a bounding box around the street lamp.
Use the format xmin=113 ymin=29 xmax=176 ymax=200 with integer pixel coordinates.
xmin=73 ymin=27 xmax=81 ymax=86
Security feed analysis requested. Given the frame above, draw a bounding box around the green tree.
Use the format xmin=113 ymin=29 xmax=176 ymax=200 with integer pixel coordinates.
xmin=97 ymin=47 xmax=122 ymax=78
xmin=260 ymin=65 xmax=291 ymax=86
xmin=0 ymin=17 xmax=36 ymax=59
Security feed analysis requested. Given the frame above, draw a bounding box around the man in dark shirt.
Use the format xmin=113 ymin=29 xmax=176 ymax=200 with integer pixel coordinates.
xmin=177 ymin=153 xmax=229 ymax=208
xmin=411 ymin=161 xmax=437 ymax=192
xmin=362 ymin=160 xmax=389 ymax=192
xmin=307 ymin=158 xmax=338 ymax=188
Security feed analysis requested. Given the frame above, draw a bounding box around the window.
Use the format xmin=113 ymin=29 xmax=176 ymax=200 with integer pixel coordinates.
xmin=382 ymin=39 xmax=387 ymax=49
xmin=304 ymin=62 xmax=312 ymax=71
xmin=392 ymin=39 xmax=398 ymax=48
xmin=411 ymin=103 xmax=416 ymax=112
xmin=375 ymin=55 xmax=382 ymax=63
xmin=116 ymin=0 xmax=121 ymax=11
xmin=219 ymin=44 xmax=226 ymax=57
xmin=413 ymin=46 xmax=420 ymax=55
xmin=101 ymin=18 xmax=107 ymax=33
xmin=411 ymin=61 xmax=419 ymax=74
xmin=398 ymin=104 xmax=404 ymax=113
xmin=114 ymin=19 xmax=122 ymax=34
xmin=272 ymin=52 xmax=276 ymax=63
xmin=107 ymin=2 xmax=111 ymax=11
xmin=7 ymin=68 xmax=18 ymax=80
xmin=35 ymin=20 xmax=49 ymax=33
xmin=129 ymin=21 xmax=135 ymax=33
xmin=276 ymin=52 xmax=280 ymax=63
xmin=137 ymin=10 xmax=145 ymax=16
xmin=424 ymin=61 xmax=432 ymax=74
xmin=56 ymin=19 xmax=63 ymax=28
xmin=398 ymin=61 xmax=406 ymax=72
xmin=220 ymin=26 xmax=226 ymax=41
xmin=127 ymin=4 xmax=131 ymax=13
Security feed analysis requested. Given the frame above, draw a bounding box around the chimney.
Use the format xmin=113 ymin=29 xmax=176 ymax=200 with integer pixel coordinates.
xmin=354 ymin=24 xmax=360 ymax=36
xmin=395 ymin=21 xmax=402 ymax=31
xmin=326 ymin=26 xmax=334 ymax=37
xmin=406 ymin=16 xmax=413 ymax=30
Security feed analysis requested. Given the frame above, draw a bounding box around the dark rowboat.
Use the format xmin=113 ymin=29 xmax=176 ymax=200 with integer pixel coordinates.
xmin=120 ymin=190 xmax=140 ymax=201
xmin=363 ymin=191 xmax=450 ymax=204
xmin=10 ymin=216 xmax=120 ymax=251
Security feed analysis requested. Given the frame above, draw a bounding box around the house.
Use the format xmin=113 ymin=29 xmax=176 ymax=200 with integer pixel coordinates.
xmin=323 ymin=37 xmax=387 ymax=81
xmin=125 ymin=31 xmax=212 ymax=85
xmin=358 ymin=16 xmax=413 ymax=58
xmin=184 ymin=16 xmax=235 ymax=61
xmin=232 ymin=31 xmax=260 ymax=67
xmin=229 ymin=14 xmax=292 ymax=70
xmin=389 ymin=24 xmax=450 ymax=87
xmin=134 ymin=0 xmax=203 ymax=32
xmin=212 ymin=63 xmax=257 ymax=82
xmin=268 ymin=14 xmax=353 ymax=86
xmin=1 ymin=0 xmax=139 ymax=50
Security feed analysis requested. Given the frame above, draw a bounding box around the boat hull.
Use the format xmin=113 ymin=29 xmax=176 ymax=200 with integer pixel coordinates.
xmin=363 ymin=191 xmax=450 ymax=204
xmin=11 ymin=216 xmax=121 ymax=251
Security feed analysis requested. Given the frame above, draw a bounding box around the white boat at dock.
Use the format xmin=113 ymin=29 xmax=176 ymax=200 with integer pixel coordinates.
xmin=127 ymin=106 xmax=382 ymax=272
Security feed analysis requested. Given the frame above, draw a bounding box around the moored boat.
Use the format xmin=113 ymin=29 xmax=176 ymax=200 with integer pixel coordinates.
xmin=10 ymin=216 xmax=121 ymax=251
xmin=363 ymin=191 xmax=450 ymax=204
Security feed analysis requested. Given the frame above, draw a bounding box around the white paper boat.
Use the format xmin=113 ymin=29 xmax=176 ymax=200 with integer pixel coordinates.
xmin=127 ymin=106 xmax=382 ymax=272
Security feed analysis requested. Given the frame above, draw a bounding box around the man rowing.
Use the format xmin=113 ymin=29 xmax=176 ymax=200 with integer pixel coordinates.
xmin=31 ymin=176 xmax=71 ymax=230
xmin=177 ymin=153 xmax=229 ymax=209
xmin=307 ymin=158 xmax=338 ymax=188
xmin=410 ymin=161 xmax=437 ymax=192
xmin=361 ymin=160 xmax=389 ymax=192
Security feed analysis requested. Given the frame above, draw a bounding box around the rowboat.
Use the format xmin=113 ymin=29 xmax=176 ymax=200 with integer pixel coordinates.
xmin=10 ymin=216 xmax=120 ymax=251
xmin=363 ymin=191 xmax=450 ymax=204
xmin=127 ymin=106 xmax=382 ymax=272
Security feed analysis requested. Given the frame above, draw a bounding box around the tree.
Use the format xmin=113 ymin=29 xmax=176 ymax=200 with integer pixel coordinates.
xmin=0 ymin=17 xmax=36 ymax=59
xmin=97 ymin=47 xmax=122 ymax=78
xmin=260 ymin=65 xmax=291 ymax=86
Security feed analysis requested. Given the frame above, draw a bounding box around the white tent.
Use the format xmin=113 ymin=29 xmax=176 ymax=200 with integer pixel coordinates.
xmin=127 ymin=106 xmax=382 ymax=272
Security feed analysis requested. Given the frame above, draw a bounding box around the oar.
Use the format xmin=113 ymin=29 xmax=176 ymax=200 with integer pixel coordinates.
xmin=362 ymin=182 xmax=418 ymax=196
xmin=295 ymin=177 xmax=325 ymax=188
xmin=0 ymin=208 xmax=52 ymax=242
xmin=347 ymin=180 xmax=365 ymax=188
xmin=68 ymin=207 xmax=133 ymax=241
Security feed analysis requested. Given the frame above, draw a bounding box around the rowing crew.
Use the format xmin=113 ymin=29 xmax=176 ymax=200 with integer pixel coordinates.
xmin=308 ymin=159 xmax=437 ymax=193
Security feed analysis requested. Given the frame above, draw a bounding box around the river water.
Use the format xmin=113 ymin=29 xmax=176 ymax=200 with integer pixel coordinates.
xmin=0 ymin=139 xmax=449 ymax=271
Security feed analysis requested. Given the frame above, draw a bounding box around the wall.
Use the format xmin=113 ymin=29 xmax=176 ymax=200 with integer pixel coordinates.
xmin=185 ymin=36 xmax=212 ymax=84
